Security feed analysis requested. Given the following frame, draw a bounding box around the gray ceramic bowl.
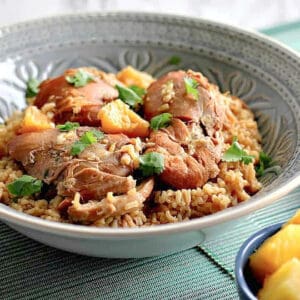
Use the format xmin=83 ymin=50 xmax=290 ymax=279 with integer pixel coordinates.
xmin=0 ymin=13 xmax=300 ymax=258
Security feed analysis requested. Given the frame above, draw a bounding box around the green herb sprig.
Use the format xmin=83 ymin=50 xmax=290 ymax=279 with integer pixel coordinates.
xmin=168 ymin=56 xmax=181 ymax=65
xmin=66 ymin=69 xmax=96 ymax=87
xmin=57 ymin=122 xmax=80 ymax=132
xmin=222 ymin=137 xmax=255 ymax=165
xmin=116 ymin=84 xmax=143 ymax=108
xmin=184 ymin=77 xmax=199 ymax=101
xmin=7 ymin=175 xmax=43 ymax=197
xmin=255 ymin=151 xmax=274 ymax=177
xmin=71 ymin=129 xmax=104 ymax=156
xmin=26 ymin=78 xmax=40 ymax=98
xmin=129 ymin=85 xmax=146 ymax=97
xmin=139 ymin=152 xmax=164 ymax=177
xmin=150 ymin=113 xmax=172 ymax=130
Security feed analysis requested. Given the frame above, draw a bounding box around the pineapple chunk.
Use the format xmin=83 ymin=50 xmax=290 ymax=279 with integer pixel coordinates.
xmin=249 ymin=224 xmax=300 ymax=283
xmin=116 ymin=66 xmax=154 ymax=89
xmin=258 ymin=258 xmax=300 ymax=300
xmin=18 ymin=105 xmax=54 ymax=134
xmin=98 ymin=99 xmax=149 ymax=138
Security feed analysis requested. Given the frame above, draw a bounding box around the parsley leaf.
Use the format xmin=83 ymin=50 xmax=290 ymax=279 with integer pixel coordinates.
xmin=116 ymin=84 xmax=143 ymax=108
xmin=57 ymin=121 xmax=80 ymax=132
xmin=7 ymin=175 xmax=43 ymax=196
xmin=66 ymin=69 xmax=96 ymax=87
xmin=80 ymin=131 xmax=97 ymax=144
xmin=26 ymin=78 xmax=40 ymax=98
xmin=184 ymin=77 xmax=199 ymax=101
xmin=129 ymin=85 xmax=146 ymax=98
xmin=90 ymin=129 xmax=104 ymax=140
xmin=168 ymin=56 xmax=181 ymax=65
xmin=255 ymin=151 xmax=274 ymax=177
xmin=222 ymin=137 xmax=255 ymax=165
xmin=139 ymin=152 xmax=164 ymax=177
xmin=71 ymin=129 xmax=104 ymax=156
xmin=150 ymin=113 xmax=172 ymax=130
xmin=70 ymin=141 xmax=87 ymax=156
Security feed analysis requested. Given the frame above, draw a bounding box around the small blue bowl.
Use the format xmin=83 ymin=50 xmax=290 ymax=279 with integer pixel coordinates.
xmin=235 ymin=222 xmax=283 ymax=300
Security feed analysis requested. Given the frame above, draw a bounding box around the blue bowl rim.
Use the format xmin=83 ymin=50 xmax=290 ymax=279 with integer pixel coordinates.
xmin=235 ymin=222 xmax=283 ymax=300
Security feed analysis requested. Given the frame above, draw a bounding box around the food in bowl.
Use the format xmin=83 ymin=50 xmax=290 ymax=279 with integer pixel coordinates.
xmin=0 ymin=65 xmax=271 ymax=227
xmin=248 ymin=210 xmax=300 ymax=299
xmin=257 ymin=259 xmax=300 ymax=300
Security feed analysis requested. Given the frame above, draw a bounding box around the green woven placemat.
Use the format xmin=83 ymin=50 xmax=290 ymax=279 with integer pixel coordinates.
xmin=1 ymin=21 xmax=300 ymax=300
xmin=200 ymin=21 xmax=300 ymax=277
xmin=201 ymin=187 xmax=300 ymax=275
xmin=0 ymin=225 xmax=236 ymax=300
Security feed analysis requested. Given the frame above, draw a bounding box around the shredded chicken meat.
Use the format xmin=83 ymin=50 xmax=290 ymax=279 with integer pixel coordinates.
xmin=34 ymin=68 xmax=119 ymax=126
xmin=144 ymin=70 xmax=226 ymax=189
xmin=6 ymin=67 xmax=235 ymax=224
xmin=146 ymin=118 xmax=223 ymax=189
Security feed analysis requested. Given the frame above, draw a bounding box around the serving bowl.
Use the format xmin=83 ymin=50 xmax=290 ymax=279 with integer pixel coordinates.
xmin=235 ymin=223 xmax=282 ymax=300
xmin=0 ymin=13 xmax=299 ymax=258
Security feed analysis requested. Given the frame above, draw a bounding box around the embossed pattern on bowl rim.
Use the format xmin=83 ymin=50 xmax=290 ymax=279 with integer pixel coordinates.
xmin=0 ymin=12 xmax=299 ymax=237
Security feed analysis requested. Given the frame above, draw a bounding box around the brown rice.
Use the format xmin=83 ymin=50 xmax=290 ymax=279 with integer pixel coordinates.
xmin=0 ymin=73 xmax=262 ymax=227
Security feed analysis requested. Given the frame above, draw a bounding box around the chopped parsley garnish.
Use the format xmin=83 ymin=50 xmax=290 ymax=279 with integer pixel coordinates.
xmin=168 ymin=55 xmax=181 ymax=65
xmin=71 ymin=129 xmax=104 ymax=156
xmin=70 ymin=142 xmax=87 ymax=156
xmin=7 ymin=175 xmax=43 ymax=197
xmin=90 ymin=129 xmax=104 ymax=140
xmin=139 ymin=152 xmax=164 ymax=177
xmin=129 ymin=85 xmax=146 ymax=97
xmin=80 ymin=131 xmax=97 ymax=144
xmin=57 ymin=121 xmax=80 ymax=132
xmin=66 ymin=69 xmax=95 ymax=87
xmin=116 ymin=84 xmax=143 ymax=108
xmin=150 ymin=113 xmax=172 ymax=130
xmin=184 ymin=77 xmax=199 ymax=101
xmin=255 ymin=151 xmax=274 ymax=177
xmin=222 ymin=137 xmax=255 ymax=165
xmin=25 ymin=78 xmax=40 ymax=98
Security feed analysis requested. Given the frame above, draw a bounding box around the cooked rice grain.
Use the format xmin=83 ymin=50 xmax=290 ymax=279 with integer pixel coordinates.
xmin=0 ymin=92 xmax=262 ymax=227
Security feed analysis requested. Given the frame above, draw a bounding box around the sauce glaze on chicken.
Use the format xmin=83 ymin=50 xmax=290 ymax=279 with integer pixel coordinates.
xmin=3 ymin=66 xmax=262 ymax=226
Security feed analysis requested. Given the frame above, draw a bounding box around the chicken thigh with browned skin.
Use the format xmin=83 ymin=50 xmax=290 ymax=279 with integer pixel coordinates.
xmin=144 ymin=70 xmax=226 ymax=189
xmin=6 ymin=68 xmax=231 ymax=222
xmin=144 ymin=70 xmax=225 ymax=136
xmin=34 ymin=68 xmax=119 ymax=126
xmin=146 ymin=118 xmax=223 ymax=189
xmin=8 ymin=128 xmax=139 ymax=200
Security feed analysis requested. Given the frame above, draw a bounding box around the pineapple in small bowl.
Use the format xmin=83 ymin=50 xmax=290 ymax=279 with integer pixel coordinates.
xmin=235 ymin=210 xmax=300 ymax=300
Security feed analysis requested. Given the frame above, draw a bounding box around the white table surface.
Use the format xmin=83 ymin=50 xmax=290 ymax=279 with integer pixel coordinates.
xmin=0 ymin=0 xmax=300 ymax=29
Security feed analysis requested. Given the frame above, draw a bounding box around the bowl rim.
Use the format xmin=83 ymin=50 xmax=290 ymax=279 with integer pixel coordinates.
xmin=0 ymin=12 xmax=300 ymax=238
xmin=235 ymin=222 xmax=283 ymax=300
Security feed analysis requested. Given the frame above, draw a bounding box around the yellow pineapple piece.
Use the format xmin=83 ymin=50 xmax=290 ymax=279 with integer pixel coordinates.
xmin=98 ymin=99 xmax=149 ymax=138
xmin=285 ymin=209 xmax=300 ymax=226
xmin=116 ymin=66 xmax=154 ymax=89
xmin=258 ymin=258 xmax=300 ymax=300
xmin=249 ymin=224 xmax=300 ymax=283
xmin=18 ymin=105 xmax=54 ymax=134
